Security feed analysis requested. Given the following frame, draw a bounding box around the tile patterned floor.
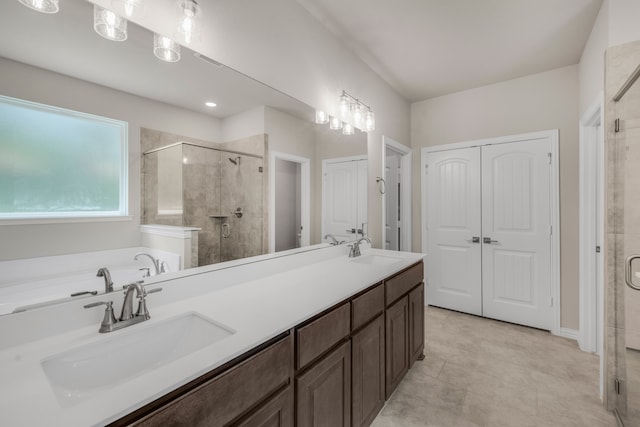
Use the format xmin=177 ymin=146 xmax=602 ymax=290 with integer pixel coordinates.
xmin=371 ymin=306 xmax=617 ymax=427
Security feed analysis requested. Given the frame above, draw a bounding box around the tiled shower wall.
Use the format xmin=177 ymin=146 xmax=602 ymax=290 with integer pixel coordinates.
xmin=604 ymin=40 xmax=640 ymax=424
xmin=141 ymin=128 xmax=267 ymax=267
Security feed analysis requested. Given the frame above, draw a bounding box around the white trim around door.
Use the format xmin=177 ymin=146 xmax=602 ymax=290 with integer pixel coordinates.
xmin=578 ymin=93 xmax=605 ymax=398
xmin=421 ymin=129 xmax=561 ymax=337
xmin=269 ymin=151 xmax=311 ymax=253
xmin=381 ymin=136 xmax=412 ymax=252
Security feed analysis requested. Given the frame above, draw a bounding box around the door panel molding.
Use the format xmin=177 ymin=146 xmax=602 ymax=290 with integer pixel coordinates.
xmin=421 ymin=129 xmax=560 ymax=336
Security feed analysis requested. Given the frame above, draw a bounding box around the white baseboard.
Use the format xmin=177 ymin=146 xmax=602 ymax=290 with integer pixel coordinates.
xmin=558 ymin=327 xmax=579 ymax=341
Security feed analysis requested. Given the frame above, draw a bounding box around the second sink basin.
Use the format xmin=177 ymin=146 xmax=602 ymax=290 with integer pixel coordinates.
xmin=41 ymin=312 xmax=235 ymax=406
xmin=351 ymin=254 xmax=403 ymax=266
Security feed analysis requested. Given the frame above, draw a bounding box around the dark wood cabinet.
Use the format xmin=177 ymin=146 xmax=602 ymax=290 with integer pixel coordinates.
xmin=127 ymin=335 xmax=292 ymax=427
xmin=296 ymin=341 xmax=351 ymax=427
xmin=385 ymin=296 xmax=409 ymax=399
xmin=409 ymin=282 xmax=425 ymax=367
xmin=234 ymin=385 xmax=294 ymax=427
xmin=351 ymin=314 xmax=385 ymax=427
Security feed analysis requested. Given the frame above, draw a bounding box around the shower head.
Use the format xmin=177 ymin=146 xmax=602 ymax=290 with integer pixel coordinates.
xmin=228 ymin=156 xmax=240 ymax=165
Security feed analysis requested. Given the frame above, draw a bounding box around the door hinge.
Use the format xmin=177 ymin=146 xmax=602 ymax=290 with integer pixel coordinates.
xmin=548 ymin=152 xmax=552 ymax=165
xmin=425 ymin=164 xmax=429 ymax=175
xmin=549 ymin=225 xmax=552 ymax=236
xmin=615 ymin=118 xmax=620 ymax=133
xmin=258 ymin=166 xmax=263 ymax=173
xmin=596 ymin=246 xmax=601 ymax=253
xmin=615 ymin=378 xmax=623 ymax=395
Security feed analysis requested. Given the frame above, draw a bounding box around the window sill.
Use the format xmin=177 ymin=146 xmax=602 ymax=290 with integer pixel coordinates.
xmin=0 ymin=216 xmax=134 ymax=226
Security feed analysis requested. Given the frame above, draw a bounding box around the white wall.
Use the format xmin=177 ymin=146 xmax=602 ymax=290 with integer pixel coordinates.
xmin=411 ymin=65 xmax=580 ymax=330
xmin=608 ymin=0 xmax=640 ymax=47
xmin=0 ymin=58 xmax=221 ymax=260
xmin=90 ymin=0 xmax=411 ymax=248
xmin=579 ymin=0 xmax=609 ymax=115
xmin=274 ymin=159 xmax=299 ymax=251
xmin=222 ymin=106 xmax=266 ymax=142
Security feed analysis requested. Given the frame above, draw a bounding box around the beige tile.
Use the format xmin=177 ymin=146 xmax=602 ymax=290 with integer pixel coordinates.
xmin=373 ymin=307 xmax=617 ymax=426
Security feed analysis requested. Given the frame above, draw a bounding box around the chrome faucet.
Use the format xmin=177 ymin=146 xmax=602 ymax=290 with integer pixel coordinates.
xmin=84 ymin=282 xmax=162 ymax=333
xmin=348 ymin=236 xmax=372 ymax=258
xmin=324 ymin=234 xmax=340 ymax=245
xmin=134 ymin=252 xmax=161 ymax=275
xmin=96 ymin=267 xmax=114 ymax=293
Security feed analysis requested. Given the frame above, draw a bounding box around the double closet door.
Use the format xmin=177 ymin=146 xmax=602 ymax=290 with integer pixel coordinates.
xmin=425 ymin=138 xmax=553 ymax=330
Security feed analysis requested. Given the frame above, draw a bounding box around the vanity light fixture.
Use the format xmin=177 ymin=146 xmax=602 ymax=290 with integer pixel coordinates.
xmin=329 ymin=115 xmax=342 ymax=130
xmin=18 ymin=0 xmax=59 ymax=14
xmin=112 ymin=0 xmax=143 ymax=18
xmin=154 ymin=33 xmax=181 ymax=62
xmin=176 ymin=0 xmax=201 ymax=45
xmin=94 ymin=5 xmax=127 ymax=42
xmin=315 ymin=110 xmax=329 ymax=124
xmin=319 ymin=90 xmax=375 ymax=134
xmin=205 ymin=101 xmax=217 ymax=107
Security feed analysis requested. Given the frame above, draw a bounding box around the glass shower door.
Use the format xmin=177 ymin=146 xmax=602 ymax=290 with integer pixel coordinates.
xmin=615 ymin=66 xmax=640 ymax=426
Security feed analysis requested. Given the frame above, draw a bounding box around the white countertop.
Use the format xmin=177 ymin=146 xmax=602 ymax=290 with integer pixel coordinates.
xmin=0 ymin=247 xmax=424 ymax=426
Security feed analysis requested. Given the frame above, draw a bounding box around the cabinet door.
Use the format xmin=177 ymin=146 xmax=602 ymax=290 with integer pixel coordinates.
xmin=409 ymin=283 xmax=425 ymax=367
xmin=234 ymin=386 xmax=293 ymax=427
xmin=385 ymin=296 xmax=409 ymax=399
xmin=352 ymin=315 xmax=385 ymax=427
xmin=296 ymin=341 xmax=351 ymax=427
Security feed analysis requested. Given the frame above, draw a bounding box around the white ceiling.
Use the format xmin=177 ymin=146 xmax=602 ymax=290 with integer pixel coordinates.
xmin=296 ymin=0 xmax=603 ymax=102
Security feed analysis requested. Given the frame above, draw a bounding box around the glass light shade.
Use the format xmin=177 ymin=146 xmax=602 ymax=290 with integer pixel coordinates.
xmin=111 ymin=0 xmax=143 ymax=18
xmin=176 ymin=0 xmax=201 ymax=45
xmin=352 ymin=103 xmax=364 ymax=129
xmin=315 ymin=110 xmax=329 ymax=124
xmin=154 ymin=33 xmax=181 ymax=62
xmin=338 ymin=93 xmax=351 ymax=120
xmin=342 ymin=122 xmax=354 ymax=135
xmin=18 ymin=0 xmax=59 ymax=13
xmin=364 ymin=110 xmax=375 ymax=132
xmin=94 ymin=6 xmax=127 ymax=42
xmin=329 ymin=116 xmax=342 ymax=130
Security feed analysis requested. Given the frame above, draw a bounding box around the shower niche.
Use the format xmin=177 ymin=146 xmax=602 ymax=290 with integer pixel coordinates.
xmin=142 ymin=130 xmax=266 ymax=268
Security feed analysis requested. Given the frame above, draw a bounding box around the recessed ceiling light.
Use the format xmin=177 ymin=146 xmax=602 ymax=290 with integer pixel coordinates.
xmin=205 ymin=101 xmax=217 ymax=107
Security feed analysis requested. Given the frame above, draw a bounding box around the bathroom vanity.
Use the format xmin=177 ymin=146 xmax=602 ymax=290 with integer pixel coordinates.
xmin=0 ymin=246 xmax=424 ymax=426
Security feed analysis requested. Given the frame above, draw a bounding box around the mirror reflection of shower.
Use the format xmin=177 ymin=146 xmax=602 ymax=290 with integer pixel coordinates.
xmin=228 ymin=156 xmax=241 ymax=165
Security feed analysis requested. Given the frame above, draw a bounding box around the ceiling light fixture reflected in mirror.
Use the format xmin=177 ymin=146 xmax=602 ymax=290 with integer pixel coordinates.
xmin=342 ymin=122 xmax=354 ymax=135
xmin=17 ymin=0 xmax=59 ymax=14
xmin=176 ymin=0 xmax=200 ymax=45
xmin=94 ymin=5 xmax=127 ymax=41
xmin=154 ymin=33 xmax=181 ymax=62
xmin=329 ymin=115 xmax=342 ymax=130
xmin=111 ymin=0 xmax=143 ymax=18
xmin=205 ymin=101 xmax=217 ymax=107
xmin=315 ymin=110 xmax=329 ymax=124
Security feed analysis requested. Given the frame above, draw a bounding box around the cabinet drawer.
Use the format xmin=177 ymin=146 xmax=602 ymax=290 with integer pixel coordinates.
xmin=131 ymin=335 xmax=292 ymax=427
xmin=351 ymin=283 xmax=384 ymax=331
xmin=385 ymin=262 xmax=423 ymax=306
xmin=296 ymin=303 xmax=350 ymax=370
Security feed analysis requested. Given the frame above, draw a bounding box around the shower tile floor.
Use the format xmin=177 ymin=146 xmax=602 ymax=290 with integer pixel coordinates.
xmin=372 ymin=306 xmax=617 ymax=427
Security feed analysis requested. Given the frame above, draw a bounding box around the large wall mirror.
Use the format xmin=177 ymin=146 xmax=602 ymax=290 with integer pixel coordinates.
xmin=0 ymin=0 xmax=368 ymax=315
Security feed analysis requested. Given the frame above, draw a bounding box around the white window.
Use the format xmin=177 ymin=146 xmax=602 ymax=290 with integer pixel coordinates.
xmin=0 ymin=95 xmax=128 ymax=220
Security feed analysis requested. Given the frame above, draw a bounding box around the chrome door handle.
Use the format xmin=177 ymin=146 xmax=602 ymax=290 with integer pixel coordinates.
xmin=483 ymin=237 xmax=499 ymax=244
xmin=466 ymin=237 xmax=480 ymax=243
xmin=625 ymin=255 xmax=640 ymax=290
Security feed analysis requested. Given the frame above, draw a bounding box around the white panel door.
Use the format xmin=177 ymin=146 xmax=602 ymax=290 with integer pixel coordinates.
xmin=426 ymin=147 xmax=482 ymax=315
xmin=323 ymin=159 xmax=367 ymax=242
xmin=481 ymin=139 xmax=552 ymax=329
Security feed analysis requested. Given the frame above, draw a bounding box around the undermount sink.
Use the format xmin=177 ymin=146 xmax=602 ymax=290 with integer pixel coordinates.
xmin=351 ymin=254 xmax=403 ymax=266
xmin=41 ymin=312 xmax=235 ymax=407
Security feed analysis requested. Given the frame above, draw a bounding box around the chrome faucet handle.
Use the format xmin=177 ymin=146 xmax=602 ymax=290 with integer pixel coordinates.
xmin=135 ymin=287 xmax=162 ymax=320
xmin=139 ymin=267 xmax=151 ymax=278
xmin=84 ymin=301 xmax=117 ymax=333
